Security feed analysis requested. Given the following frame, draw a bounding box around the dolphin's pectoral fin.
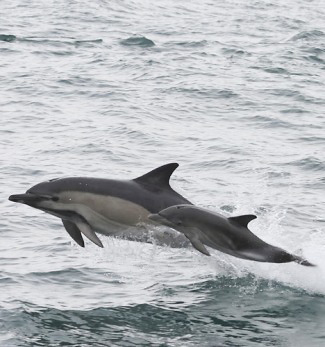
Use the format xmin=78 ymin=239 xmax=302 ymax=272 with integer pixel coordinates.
xmin=228 ymin=214 xmax=257 ymax=228
xmin=62 ymin=219 xmax=103 ymax=248
xmin=188 ymin=237 xmax=210 ymax=256
xmin=190 ymin=239 xmax=210 ymax=256
xmin=75 ymin=221 xmax=104 ymax=248
xmin=62 ymin=219 xmax=85 ymax=247
xmin=184 ymin=230 xmax=210 ymax=256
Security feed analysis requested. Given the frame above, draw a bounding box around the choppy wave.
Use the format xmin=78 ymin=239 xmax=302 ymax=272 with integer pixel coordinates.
xmin=1 ymin=271 xmax=324 ymax=347
xmin=289 ymin=30 xmax=325 ymax=41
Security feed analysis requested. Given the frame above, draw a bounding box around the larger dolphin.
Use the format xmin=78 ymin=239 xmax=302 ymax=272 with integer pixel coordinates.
xmin=149 ymin=205 xmax=315 ymax=266
xmin=9 ymin=163 xmax=192 ymax=248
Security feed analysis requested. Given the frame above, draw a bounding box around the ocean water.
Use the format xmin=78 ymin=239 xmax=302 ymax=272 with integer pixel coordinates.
xmin=1 ymin=0 xmax=325 ymax=346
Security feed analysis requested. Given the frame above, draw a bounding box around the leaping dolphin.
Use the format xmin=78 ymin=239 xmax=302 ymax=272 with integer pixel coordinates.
xmin=9 ymin=163 xmax=192 ymax=248
xmin=149 ymin=205 xmax=315 ymax=266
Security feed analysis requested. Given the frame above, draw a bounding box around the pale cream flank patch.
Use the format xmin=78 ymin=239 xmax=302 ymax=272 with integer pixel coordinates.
xmin=39 ymin=191 xmax=150 ymax=231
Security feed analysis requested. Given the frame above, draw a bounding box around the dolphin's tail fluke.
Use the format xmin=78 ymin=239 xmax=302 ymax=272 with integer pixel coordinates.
xmin=292 ymin=255 xmax=316 ymax=267
xmin=267 ymin=248 xmax=316 ymax=267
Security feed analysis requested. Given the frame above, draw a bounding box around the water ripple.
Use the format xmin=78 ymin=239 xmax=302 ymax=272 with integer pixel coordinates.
xmin=0 ymin=34 xmax=16 ymax=42
xmin=289 ymin=30 xmax=325 ymax=41
xmin=120 ymin=36 xmax=155 ymax=47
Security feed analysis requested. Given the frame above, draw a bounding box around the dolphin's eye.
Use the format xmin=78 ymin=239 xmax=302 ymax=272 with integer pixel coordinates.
xmin=176 ymin=221 xmax=182 ymax=226
xmin=52 ymin=196 xmax=59 ymax=201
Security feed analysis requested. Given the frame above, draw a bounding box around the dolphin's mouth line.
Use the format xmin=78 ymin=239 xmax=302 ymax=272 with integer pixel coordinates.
xmin=148 ymin=212 xmax=163 ymax=222
xmin=9 ymin=193 xmax=86 ymax=222
xmin=9 ymin=193 xmax=53 ymax=203
xmin=148 ymin=212 xmax=177 ymax=228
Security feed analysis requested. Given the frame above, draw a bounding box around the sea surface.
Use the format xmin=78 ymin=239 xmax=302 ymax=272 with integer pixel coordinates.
xmin=1 ymin=0 xmax=325 ymax=346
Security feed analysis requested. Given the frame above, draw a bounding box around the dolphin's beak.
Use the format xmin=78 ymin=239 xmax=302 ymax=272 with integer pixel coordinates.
xmin=148 ymin=213 xmax=176 ymax=228
xmin=148 ymin=212 xmax=162 ymax=223
xmin=9 ymin=193 xmax=52 ymax=204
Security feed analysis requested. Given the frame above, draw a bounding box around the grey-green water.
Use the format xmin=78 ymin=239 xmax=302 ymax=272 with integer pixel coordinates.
xmin=1 ymin=0 xmax=325 ymax=346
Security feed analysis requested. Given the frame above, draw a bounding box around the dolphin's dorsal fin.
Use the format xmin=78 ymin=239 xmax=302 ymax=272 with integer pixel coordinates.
xmin=134 ymin=163 xmax=179 ymax=187
xmin=228 ymin=214 xmax=257 ymax=228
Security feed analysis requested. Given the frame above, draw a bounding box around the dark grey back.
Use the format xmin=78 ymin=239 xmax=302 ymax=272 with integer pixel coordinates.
xmin=27 ymin=163 xmax=193 ymax=213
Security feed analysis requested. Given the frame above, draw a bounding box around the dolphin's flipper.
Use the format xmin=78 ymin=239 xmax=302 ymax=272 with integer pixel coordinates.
xmin=75 ymin=221 xmax=104 ymax=248
xmin=228 ymin=214 xmax=257 ymax=228
xmin=62 ymin=219 xmax=85 ymax=247
xmin=188 ymin=237 xmax=210 ymax=256
xmin=184 ymin=229 xmax=210 ymax=256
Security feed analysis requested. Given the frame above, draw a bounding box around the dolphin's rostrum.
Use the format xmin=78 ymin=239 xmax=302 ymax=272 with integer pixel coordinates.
xmin=149 ymin=204 xmax=315 ymax=266
xmin=9 ymin=163 xmax=192 ymax=248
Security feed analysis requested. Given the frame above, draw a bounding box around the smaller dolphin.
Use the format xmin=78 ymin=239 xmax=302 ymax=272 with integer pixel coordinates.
xmin=149 ymin=205 xmax=315 ymax=266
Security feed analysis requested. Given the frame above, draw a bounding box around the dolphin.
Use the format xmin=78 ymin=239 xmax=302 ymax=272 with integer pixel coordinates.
xmin=9 ymin=163 xmax=192 ymax=248
xmin=149 ymin=205 xmax=315 ymax=266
